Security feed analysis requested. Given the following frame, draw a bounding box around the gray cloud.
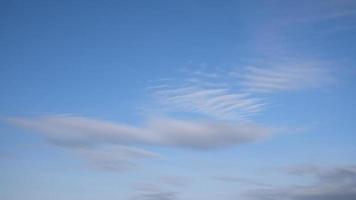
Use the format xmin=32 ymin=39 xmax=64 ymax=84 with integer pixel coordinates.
xmin=132 ymin=176 xmax=192 ymax=194
xmin=130 ymin=192 xmax=178 ymax=200
xmin=245 ymin=166 xmax=356 ymax=200
xmin=147 ymin=117 xmax=271 ymax=149
xmin=129 ymin=178 xmax=190 ymax=200
xmin=131 ymin=176 xmax=192 ymax=197
xmin=213 ymin=176 xmax=272 ymax=187
xmin=159 ymin=176 xmax=192 ymax=187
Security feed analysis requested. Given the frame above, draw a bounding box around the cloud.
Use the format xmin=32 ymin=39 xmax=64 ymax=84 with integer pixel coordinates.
xmin=213 ymin=176 xmax=272 ymax=187
xmin=152 ymin=85 xmax=265 ymax=120
xmin=244 ymin=165 xmax=356 ymax=200
xmin=4 ymin=114 xmax=272 ymax=171
xmin=238 ymin=63 xmax=333 ymax=93
xmin=130 ymin=192 xmax=178 ymax=200
xmin=150 ymin=60 xmax=335 ymax=121
xmin=147 ymin=117 xmax=271 ymax=149
xmin=76 ymin=145 xmax=160 ymax=171
xmin=293 ymin=0 xmax=356 ymax=23
xmin=7 ymin=115 xmax=271 ymax=150
xmin=150 ymin=68 xmax=267 ymax=120
xmin=130 ymin=176 xmax=191 ymax=200
xmin=6 ymin=115 xmax=151 ymax=148
xmin=133 ymin=176 xmax=192 ymax=191
xmin=159 ymin=176 xmax=192 ymax=187
xmin=4 ymin=116 xmax=160 ymax=172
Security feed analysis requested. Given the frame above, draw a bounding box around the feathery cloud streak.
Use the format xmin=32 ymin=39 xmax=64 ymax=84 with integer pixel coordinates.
xmin=151 ymin=62 xmax=333 ymax=120
xmin=239 ymin=63 xmax=333 ymax=93
xmin=152 ymin=85 xmax=264 ymax=120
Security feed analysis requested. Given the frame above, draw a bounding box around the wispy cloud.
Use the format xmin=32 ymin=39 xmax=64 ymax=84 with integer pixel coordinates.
xmin=150 ymin=61 xmax=334 ymax=121
xmin=238 ymin=62 xmax=333 ymax=93
xmin=150 ymin=67 xmax=268 ymax=120
xmin=294 ymin=0 xmax=356 ymax=23
xmin=152 ymin=85 xmax=264 ymax=120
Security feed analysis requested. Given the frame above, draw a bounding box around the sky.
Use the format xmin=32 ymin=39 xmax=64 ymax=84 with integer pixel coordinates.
xmin=1 ymin=0 xmax=356 ymax=200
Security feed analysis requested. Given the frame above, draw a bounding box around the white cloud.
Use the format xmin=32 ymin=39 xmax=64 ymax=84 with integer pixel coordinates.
xmin=149 ymin=60 xmax=335 ymax=121
xmin=7 ymin=115 xmax=151 ymax=147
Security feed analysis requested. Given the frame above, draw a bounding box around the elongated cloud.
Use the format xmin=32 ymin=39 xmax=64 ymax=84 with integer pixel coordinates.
xmin=130 ymin=191 xmax=178 ymax=200
xmin=76 ymin=145 xmax=160 ymax=171
xmin=5 ymin=115 xmax=271 ymax=171
xmin=7 ymin=115 xmax=271 ymax=150
xmin=213 ymin=176 xmax=272 ymax=187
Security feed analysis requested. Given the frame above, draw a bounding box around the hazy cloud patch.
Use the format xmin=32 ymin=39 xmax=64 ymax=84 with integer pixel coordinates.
xmin=213 ymin=176 xmax=273 ymax=187
xmin=130 ymin=192 xmax=179 ymax=200
xmin=245 ymin=165 xmax=356 ymax=200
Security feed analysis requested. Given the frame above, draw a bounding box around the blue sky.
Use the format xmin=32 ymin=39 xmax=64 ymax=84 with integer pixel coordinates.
xmin=1 ymin=0 xmax=356 ymax=200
